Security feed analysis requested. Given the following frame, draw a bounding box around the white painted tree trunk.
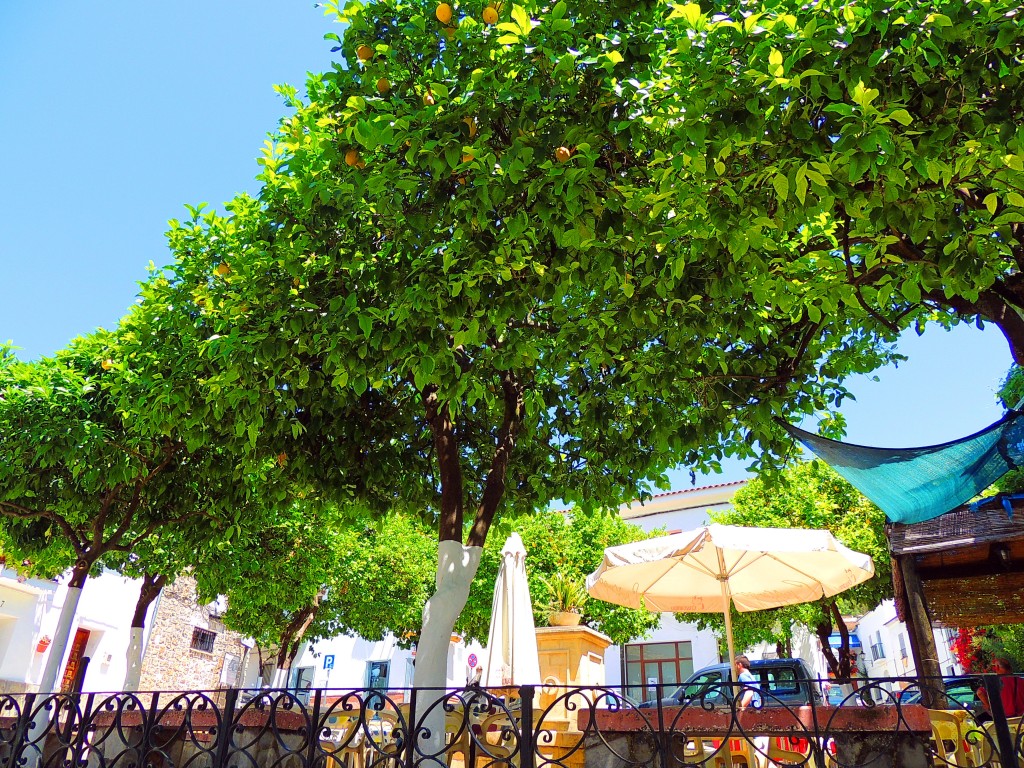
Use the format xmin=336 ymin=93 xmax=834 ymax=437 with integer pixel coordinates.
xmin=37 ymin=584 xmax=83 ymax=694
xmin=123 ymin=628 xmax=145 ymax=691
xmin=25 ymin=583 xmax=84 ymax=767
xmin=411 ymin=541 xmax=482 ymax=761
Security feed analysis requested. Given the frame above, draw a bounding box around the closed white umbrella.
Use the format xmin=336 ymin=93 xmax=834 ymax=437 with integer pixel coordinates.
xmin=586 ymin=523 xmax=874 ymax=668
xmin=483 ymin=533 xmax=541 ymax=686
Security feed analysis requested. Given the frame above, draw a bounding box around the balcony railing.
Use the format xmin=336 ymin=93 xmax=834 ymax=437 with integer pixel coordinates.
xmin=0 ymin=676 xmax=1019 ymax=768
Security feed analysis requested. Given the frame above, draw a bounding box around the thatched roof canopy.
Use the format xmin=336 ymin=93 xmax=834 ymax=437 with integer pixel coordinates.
xmin=889 ymin=497 xmax=1024 ymax=626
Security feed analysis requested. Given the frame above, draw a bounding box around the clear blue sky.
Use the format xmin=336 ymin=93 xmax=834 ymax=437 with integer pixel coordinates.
xmin=0 ymin=3 xmax=1015 ymax=485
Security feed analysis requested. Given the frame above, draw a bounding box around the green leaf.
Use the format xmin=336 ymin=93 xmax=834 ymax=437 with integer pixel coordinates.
xmin=1007 ymin=192 xmax=1024 ymax=209
xmin=670 ymin=3 xmax=702 ymax=26
xmin=794 ymin=170 xmax=808 ymax=204
xmin=511 ymin=4 xmax=532 ymax=35
xmin=772 ymin=174 xmax=789 ymax=202
xmin=888 ymin=109 xmax=913 ymax=126
xmin=984 ymin=193 xmax=999 ymax=215
xmin=852 ymin=81 xmax=879 ymax=108
xmin=551 ymin=1 xmax=567 ymax=20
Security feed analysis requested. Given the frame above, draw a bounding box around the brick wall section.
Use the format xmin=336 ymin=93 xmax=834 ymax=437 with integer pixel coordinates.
xmin=139 ymin=575 xmax=250 ymax=691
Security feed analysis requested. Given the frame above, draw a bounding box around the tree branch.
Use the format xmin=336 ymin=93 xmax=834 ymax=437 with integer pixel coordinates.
xmin=467 ymin=371 xmax=524 ymax=548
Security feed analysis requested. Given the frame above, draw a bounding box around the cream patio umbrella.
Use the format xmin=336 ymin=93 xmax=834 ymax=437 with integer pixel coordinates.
xmin=586 ymin=524 xmax=875 ymax=669
xmin=483 ymin=533 xmax=541 ymax=686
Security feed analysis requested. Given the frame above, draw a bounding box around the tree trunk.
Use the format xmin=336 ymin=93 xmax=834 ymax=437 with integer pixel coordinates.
xmin=411 ymin=540 xmax=483 ymax=758
xmin=37 ymin=563 xmax=89 ymax=694
xmin=275 ymin=587 xmax=327 ymax=670
xmin=123 ymin=572 xmax=166 ymax=691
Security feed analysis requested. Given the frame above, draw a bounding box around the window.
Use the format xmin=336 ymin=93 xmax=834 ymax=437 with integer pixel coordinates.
xmin=366 ymin=660 xmax=390 ymax=690
xmin=191 ymin=627 xmax=217 ymax=653
xmin=763 ymin=668 xmax=799 ymax=696
xmin=870 ymin=631 xmax=885 ymax=662
xmin=622 ymin=641 xmax=693 ymax=703
xmin=292 ymin=666 xmax=314 ymax=705
xmin=898 ymin=633 xmax=908 ymax=659
xmin=680 ymin=671 xmax=726 ymax=704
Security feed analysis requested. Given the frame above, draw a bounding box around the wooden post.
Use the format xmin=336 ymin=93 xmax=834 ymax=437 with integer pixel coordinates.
xmin=898 ymin=554 xmax=946 ymax=708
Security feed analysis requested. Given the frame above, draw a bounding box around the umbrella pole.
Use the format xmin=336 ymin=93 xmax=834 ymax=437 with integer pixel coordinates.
xmin=720 ymin=577 xmax=737 ymax=671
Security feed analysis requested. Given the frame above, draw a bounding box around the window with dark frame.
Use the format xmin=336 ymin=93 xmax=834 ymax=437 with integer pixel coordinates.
xmin=191 ymin=627 xmax=217 ymax=653
xmin=621 ymin=641 xmax=693 ymax=703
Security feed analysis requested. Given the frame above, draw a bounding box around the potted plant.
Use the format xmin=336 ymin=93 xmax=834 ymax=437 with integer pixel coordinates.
xmin=541 ymin=573 xmax=588 ymax=627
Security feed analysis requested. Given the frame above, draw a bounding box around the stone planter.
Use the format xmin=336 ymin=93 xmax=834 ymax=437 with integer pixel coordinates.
xmin=549 ymin=611 xmax=582 ymax=627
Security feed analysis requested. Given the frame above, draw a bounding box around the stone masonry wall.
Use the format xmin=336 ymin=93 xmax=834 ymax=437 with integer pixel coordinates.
xmin=139 ymin=575 xmax=251 ymax=692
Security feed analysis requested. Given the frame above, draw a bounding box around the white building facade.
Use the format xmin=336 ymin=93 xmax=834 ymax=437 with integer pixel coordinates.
xmin=1 ymin=567 xmax=146 ymax=694
xmin=854 ymin=599 xmax=963 ymax=686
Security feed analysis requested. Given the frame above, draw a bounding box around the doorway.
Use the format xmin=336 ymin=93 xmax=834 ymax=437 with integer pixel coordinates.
xmin=60 ymin=628 xmax=91 ymax=693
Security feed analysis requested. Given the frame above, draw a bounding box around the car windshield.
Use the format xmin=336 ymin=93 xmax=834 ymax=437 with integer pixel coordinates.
xmin=670 ymin=671 xmax=729 ymax=702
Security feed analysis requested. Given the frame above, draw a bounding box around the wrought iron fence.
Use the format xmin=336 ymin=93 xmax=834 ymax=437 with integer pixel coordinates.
xmin=0 ymin=676 xmax=1021 ymax=768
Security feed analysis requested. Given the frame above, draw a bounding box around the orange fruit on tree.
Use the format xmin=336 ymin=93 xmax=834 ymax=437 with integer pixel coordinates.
xmin=356 ymin=44 xmax=373 ymax=61
xmin=215 ymin=262 xmax=231 ymax=276
xmin=483 ymin=6 xmax=498 ymax=24
xmin=423 ymin=92 xmax=436 ymax=106
xmin=356 ymin=160 xmax=367 ymax=169
xmin=436 ymin=3 xmax=453 ymax=23
xmin=444 ymin=26 xmax=457 ymax=40
xmin=101 ymin=359 xmax=114 ymax=371
xmin=376 ymin=77 xmax=391 ymax=94
xmin=555 ymin=146 xmax=573 ymax=163
xmin=345 ymin=148 xmax=361 ymax=166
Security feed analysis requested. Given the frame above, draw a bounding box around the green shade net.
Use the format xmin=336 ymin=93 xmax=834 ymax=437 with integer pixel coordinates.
xmin=784 ymin=413 xmax=1024 ymax=524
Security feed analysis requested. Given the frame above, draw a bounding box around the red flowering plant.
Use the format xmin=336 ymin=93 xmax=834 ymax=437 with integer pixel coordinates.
xmin=951 ymin=627 xmax=992 ymax=673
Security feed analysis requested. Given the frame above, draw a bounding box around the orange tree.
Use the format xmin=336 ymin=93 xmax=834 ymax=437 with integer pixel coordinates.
xmin=0 ymin=336 xmax=270 ymax=693
xmin=114 ymin=0 xmax=1024 ymax=709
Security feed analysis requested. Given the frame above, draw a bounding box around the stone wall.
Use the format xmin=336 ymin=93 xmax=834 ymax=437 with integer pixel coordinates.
xmin=139 ymin=576 xmax=252 ymax=691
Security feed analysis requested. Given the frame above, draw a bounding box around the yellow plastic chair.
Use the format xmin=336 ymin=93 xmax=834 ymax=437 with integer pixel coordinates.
xmin=767 ymin=737 xmax=812 ymax=768
xmin=929 ymin=709 xmax=973 ymax=768
xmin=321 ymin=714 xmax=367 ymax=768
xmin=474 ymin=709 xmax=524 ymax=768
xmin=971 ymin=715 xmax=1024 ymax=768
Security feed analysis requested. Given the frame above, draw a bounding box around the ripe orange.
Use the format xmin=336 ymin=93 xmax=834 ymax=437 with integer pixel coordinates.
xmin=215 ymin=262 xmax=231 ymax=276
xmin=356 ymin=44 xmax=373 ymax=61
xmin=345 ymin=148 xmax=360 ymax=166
xmin=376 ymin=77 xmax=390 ymax=94
xmin=483 ymin=5 xmax=498 ymax=24
xmin=436 ymin=2 xmax=453 ymax=23
xmin=423 ymin=92 xmax=436 ymax=106
xmin=555 ymin=146 xmax=572 ymax=163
